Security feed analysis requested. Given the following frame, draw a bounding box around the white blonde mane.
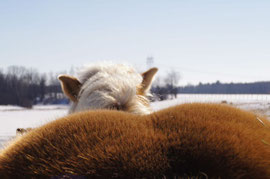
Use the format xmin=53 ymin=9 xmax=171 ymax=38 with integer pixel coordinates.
xmin=69 ymin=63 xmax=152 ymax=114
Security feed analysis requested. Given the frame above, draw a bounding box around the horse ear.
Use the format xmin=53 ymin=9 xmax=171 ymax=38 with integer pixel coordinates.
xmin=141 ymin=67 xmax=158 ymax=94
xmin=58 ymin=75 xmax=82 ymax=102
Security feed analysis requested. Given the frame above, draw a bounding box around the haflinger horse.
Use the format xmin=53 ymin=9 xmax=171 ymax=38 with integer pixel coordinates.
xmin=59 ymin=63 xmax=158 ymax=115
xmin=1 ymin=103 xmax=270 ymax=178
xmin=16 ymin=63 xmax=158 ymax=135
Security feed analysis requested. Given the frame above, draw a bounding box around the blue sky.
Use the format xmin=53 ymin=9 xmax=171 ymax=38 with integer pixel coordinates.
xmin=0 ymin=0 xmax=269 ymax=85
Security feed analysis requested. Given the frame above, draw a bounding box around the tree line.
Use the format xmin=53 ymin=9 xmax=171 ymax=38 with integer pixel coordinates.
xmin=1 ymin=65 xmax=269 ymax=107
xmin=0 ymin=66 xmax=67 ymax=108
xmin=178 ymin=81 xmax=270 ymax=94
xmin=151 ymin=79 xmax=270 ymax=101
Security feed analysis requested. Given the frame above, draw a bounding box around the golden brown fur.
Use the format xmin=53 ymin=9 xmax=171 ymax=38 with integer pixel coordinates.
xmin=1 ymin=103 xmax=270 ymax=178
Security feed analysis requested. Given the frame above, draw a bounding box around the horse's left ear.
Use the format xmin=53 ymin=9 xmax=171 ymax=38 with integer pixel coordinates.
xmin=58 ymin=75 xmax=82 ymax=102
xmin=141 ymin=67 xmax=158 ymax=94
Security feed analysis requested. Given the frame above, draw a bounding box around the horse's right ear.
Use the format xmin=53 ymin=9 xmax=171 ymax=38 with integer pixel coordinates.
xmin=58 ymin=75 xmax=82 ymax=102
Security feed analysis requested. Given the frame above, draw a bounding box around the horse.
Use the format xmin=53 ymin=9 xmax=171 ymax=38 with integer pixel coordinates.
xmin=58 ymin=63 xmax=158 ymax=114
xmin=2 ymin=103 xmax=270 ymax=178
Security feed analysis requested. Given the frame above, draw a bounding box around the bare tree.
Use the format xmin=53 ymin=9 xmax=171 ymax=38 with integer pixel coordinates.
xmin=150 ymin=76 xmax=169 ymax=101
xmin=45 ymin=71 xmax=65 ymax=103
xmin=164 ymin=70 xmax=181 ymax=99
xmin=39 ymin=74 xmax=46 ymax=102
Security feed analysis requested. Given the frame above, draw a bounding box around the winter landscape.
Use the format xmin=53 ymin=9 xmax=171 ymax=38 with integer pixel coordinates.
xmin=1 ymin=0 xmax=270 ymax=177
xmin=1 ymin=94 xmax=269 ymax=149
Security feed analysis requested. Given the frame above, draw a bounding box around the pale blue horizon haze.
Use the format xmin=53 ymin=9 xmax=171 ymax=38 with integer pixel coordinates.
xmin=0 ymin=0 xmax=269 ymax=85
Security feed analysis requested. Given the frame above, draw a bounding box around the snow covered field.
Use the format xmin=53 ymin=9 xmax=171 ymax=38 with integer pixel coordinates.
xmin=0 ymin=105 xmax=68 ymax=149
xmin=151 ymin=94 xmax=270 ymax=118
xmin=0 ymin=94 xmax=269 ymax=149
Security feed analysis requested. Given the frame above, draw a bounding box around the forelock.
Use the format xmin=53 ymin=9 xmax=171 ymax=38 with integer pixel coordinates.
xmin=73 ymin=63 xmax=144 ymax=109
xmin=77 ymin=63 xmax=142 ymax=85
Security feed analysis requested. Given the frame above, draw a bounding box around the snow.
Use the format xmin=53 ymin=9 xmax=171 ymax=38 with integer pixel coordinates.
xmin=0 ymin=105 xmax=68 ymax=149
xmin=0 ymin=105 xmax=68 ymax=136
xmin=0 ymin=94 xmax=269 ymax=149
xmin=0 ymin=105 xmax=25 ymax=111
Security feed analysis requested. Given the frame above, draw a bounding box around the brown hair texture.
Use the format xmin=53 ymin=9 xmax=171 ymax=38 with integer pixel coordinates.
xmin=0 ymin=103 xmax=269 ymax=178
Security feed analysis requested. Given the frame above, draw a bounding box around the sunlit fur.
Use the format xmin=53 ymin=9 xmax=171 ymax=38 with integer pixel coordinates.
xmin=1 ymin=103 xmax=270 ymax=178
xmin=69 ymin=63 xmax=153 ymax=114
